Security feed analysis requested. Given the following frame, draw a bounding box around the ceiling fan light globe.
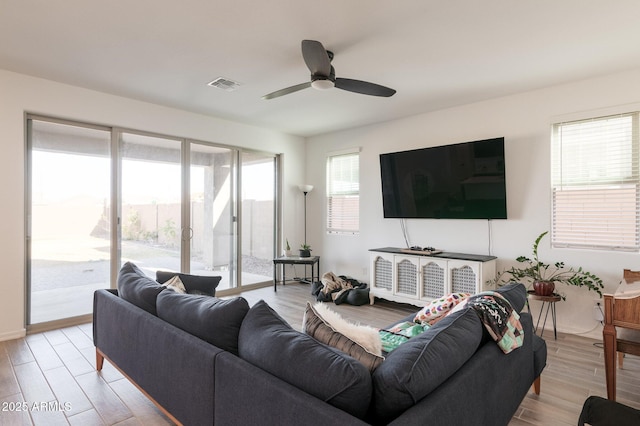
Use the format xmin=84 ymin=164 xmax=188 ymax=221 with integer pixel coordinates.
xmin=311 ymin=79 xmax=334 ymax=90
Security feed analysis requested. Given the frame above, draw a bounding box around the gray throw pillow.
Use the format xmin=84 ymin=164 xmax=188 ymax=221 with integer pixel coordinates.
xmin=156 ymin=271 xmax=221 ymax=296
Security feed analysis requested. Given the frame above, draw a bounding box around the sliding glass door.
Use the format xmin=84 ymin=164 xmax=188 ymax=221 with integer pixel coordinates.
xmin=120 ymin=132 xmax=183 ymax=278
xmin=27 ymin=117 xmax=278 ymax=326
xmin=28 ymin=119 xmax=111 ymax=324
xmin=240 ymin=152 xmax=276 ymax=286
xmin=189 ymin=143 xmax=237 ymax=290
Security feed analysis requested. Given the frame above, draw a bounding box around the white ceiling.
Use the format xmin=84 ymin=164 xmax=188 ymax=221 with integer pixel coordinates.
xmin=2 ymin=1 xmax=640 ymax=137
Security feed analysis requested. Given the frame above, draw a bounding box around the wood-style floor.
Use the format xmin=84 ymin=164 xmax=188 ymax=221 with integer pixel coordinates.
xmin=1 ymin=282 xmax=639 ymax=425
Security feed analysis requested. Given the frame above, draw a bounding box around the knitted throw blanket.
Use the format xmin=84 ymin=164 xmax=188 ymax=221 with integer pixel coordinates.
xmin=464 ymin=291 xmax=524 ymax=354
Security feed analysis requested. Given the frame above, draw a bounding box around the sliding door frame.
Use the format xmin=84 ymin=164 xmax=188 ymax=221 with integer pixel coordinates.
xmin=25 ymin=114 xmax=113 ymax=331
xmin=26 ymin=114 xmax=281 ymax=330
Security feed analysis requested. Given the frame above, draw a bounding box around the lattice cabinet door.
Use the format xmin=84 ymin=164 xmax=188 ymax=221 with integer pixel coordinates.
xmin=449 ymin=260 xmax=480 ymax=295
xmin=394 ymin=256 xmax=420 ymax=300
xmin=419 ymin=258 xmax=449 ymax=300
xmin=370 ymin=252 xmax=394 ymax=294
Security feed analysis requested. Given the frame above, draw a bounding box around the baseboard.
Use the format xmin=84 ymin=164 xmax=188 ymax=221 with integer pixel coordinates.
xmin=216 ymin=281 xmax=271 ymax=297
xmin=27 ymin=314 xmax=92 ymax=335
xmin=0 ymin=328 xmax=27 ymax=342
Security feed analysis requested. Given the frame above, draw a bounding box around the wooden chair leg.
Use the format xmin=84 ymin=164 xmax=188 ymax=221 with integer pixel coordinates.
xmin=603 ymin=323 xmax=618 ymax=401
xmin=618 ymin=351 xmax=624 ymax=369
xmin=533 ymin=376 xmax=541 ymax=395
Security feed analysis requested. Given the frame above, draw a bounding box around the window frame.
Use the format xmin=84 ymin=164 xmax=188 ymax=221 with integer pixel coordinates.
xmin=551 ymin=111 xmax=640 ymax=251
xmin=326 ymin=148 xmax=360 ymax=236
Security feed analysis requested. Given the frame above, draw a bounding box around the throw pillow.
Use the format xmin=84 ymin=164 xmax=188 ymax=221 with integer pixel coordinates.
xmin=414 ymin=292 xmax=470 ymax=325
xmin=238 ymin=300 xmax=372 ymax=419
xmin=303 ymin=302 xmax=384 ymax=372
xmin=161 ymin=275 xmax=187 ymax=294
xmin=156 ymin=291 xmax=249 ymax=355
xmin=156 ymin=271 xmax=221 ymax=296
xmin=308 ymin=302 xmax=382 ymax=355
xmin=117 ymin=262 xmax=166 ymax=315
xmin=379 ymin=321 xmax=430 ymax=353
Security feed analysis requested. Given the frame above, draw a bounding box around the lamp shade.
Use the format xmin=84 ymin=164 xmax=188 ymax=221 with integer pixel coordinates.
xmin=299 ymin=184 xmax=314 ymax=193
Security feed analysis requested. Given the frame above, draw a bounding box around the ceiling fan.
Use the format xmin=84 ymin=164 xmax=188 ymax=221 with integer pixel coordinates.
xmin=262 ymin=40 xmax=396 ymax=100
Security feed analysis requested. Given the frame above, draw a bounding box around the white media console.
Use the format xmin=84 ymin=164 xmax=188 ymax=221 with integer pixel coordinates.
xmin=369 ymin=247 xmax=496 ymax=306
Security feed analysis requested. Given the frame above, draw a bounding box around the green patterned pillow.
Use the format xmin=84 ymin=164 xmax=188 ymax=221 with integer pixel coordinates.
xmin=379 ymin=321 xmax=430 ymax=353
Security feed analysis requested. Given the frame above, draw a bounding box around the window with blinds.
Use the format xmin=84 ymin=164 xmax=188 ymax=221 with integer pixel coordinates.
xmin=551 ymin=112 xmax=640 ymax=251
xmin=326 ymin=150 xmax=360 ymax=235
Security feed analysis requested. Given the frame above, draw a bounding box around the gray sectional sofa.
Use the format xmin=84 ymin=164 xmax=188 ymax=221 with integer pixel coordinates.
xmin=93 ymin=262 xmax=546 ymax=425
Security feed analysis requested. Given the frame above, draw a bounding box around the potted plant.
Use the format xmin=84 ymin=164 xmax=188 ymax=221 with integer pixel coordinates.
xmin=493 ymin=231 xmax=604 ymax=300
xmin=299 ymin=243 xmax=311 ymax=258
xmin=284 ymin=239 xmax=292 ymax=257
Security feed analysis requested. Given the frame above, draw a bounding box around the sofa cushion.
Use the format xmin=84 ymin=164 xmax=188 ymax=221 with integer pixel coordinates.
xmin=496 ymin=282 xmax=527 ymax=312
xmin=156 ymin=271 xmax=221 ymax=296
xmin=372 ymin=307 xmax=484 ymax=422
xmin=238 ymin=300 xmax=372 ymax=419
xmin=117 ymin=262 xmax=165 ymax=315
xmin=156 ymin=291 xmax=249 ymax=355
xmin=303 ymin=302 xmax=384 ymax=372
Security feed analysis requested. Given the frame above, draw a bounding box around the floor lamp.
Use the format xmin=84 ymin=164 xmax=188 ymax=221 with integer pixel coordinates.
xmin=299 ymin=184 xmax=313 ymax=246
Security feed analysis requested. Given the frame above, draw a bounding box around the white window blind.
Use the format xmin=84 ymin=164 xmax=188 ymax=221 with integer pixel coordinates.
xmin=551 ymin=112 xmax=640 ymax=250
xmin=326 ymin=151 xmax=359 ymax=235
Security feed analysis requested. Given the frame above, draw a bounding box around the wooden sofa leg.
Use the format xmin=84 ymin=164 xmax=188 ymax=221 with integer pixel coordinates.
xmin=96 ymin=349 xmax=104 ymax=371
xmin=533 ymin=376 xmax=541 ymax=395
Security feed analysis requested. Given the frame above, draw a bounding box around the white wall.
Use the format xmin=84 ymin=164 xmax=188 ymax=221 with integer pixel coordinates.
xmin=4 ymin=67 xmax=640 ymax=341
xmin=306 ymin=68 xmax=640 ymax=339
xmin=0 ymin=69 xmax=305 ymax=341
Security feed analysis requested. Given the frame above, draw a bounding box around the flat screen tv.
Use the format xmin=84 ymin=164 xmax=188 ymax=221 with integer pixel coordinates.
xmin=380 ymin=137 xmax=507 ymax=219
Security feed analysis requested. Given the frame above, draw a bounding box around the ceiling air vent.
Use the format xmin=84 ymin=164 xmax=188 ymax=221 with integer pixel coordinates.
xmin=207 ymin=77 xmax=241 ymax=92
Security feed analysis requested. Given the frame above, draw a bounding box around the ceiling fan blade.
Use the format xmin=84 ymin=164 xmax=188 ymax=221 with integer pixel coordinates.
xmin=335 ymin=78 xmax=396 ymax=97
xmin=262 ymin=82 xmax=312 ymax=100
xmin=301 ymin=40 xmax=331 ymax=77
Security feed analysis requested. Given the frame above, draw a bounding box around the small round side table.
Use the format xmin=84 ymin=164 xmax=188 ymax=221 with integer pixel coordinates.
xmin=526 ymin=290 xmax=562 ymax=340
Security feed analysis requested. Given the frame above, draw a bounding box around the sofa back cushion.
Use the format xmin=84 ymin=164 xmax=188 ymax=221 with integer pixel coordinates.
xmin=371 ymin=308 xmax=484 ymax=422
xmin=495 ymin=282 xmax=527 ymax=312
xmin=156 ymin=271 xmax=221 ymax=296
xmin=238 ymin=300 xmax=372 ymax=419
xmin=156 ymin=291 xmax=249 ymax=355
xmin=117 ymin=262 xmax=165 ymax=315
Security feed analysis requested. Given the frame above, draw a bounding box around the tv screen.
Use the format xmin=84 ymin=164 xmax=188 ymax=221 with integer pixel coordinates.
xmin=380 ymin=137 xmax=507 ymax=219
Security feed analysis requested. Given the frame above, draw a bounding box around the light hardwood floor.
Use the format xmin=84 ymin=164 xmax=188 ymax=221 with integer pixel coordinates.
xmin=1 ymin=282 xmax=639 ymax=425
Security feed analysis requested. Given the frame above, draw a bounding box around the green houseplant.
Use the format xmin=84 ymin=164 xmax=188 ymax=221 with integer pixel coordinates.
xmin=284 ymin=239 xmax=292 ymax=257
xmin=299 ymin=243 xmax=311 ymax=258
xmin=493 ymin=231 xmax=604 ymax=300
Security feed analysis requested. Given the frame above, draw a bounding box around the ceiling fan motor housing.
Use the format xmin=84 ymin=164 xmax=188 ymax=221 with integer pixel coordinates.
xmin=311 ymin=64 xmax=336 ymax=89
